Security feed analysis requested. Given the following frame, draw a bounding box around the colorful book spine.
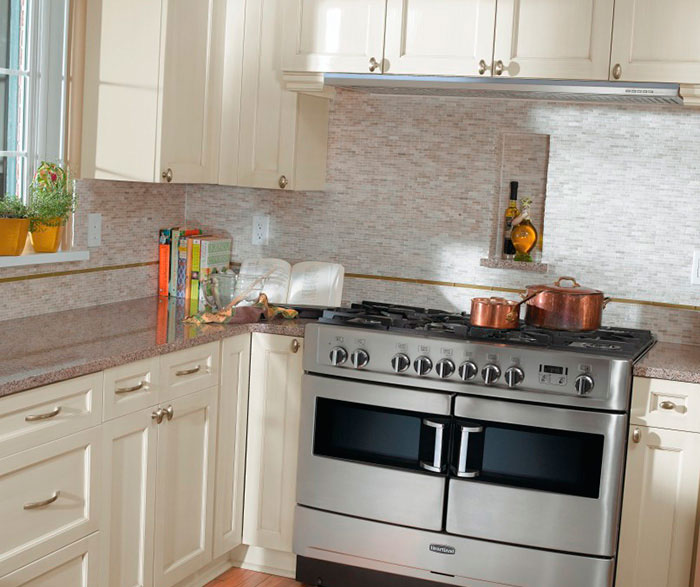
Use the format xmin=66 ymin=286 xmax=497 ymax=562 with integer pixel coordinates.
xmin=168 ymin=228 xmax=181 ymax=298
xmin=189 ymin=237 xmax=202 ymax=315
xmin=157 ymin=229 xmax=172 ymax=297
xmin=175 ymin=229 xmax=201 ymax=299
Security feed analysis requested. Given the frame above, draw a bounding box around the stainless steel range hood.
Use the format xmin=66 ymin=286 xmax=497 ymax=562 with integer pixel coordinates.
xmin=323 ymin=74 xmax=684 ymax=105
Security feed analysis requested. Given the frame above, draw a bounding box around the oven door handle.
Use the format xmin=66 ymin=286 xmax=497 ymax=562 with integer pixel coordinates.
xmin=420 ymin=419 xmax=446 ymax=473
xmin=452 ymin=424 xmax=483 ymax=478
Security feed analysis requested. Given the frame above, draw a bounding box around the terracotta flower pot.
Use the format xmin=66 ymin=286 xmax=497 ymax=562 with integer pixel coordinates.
xmin=0 ymin=218 xmax=30 ymax=255
xmin=30 ymin=218 xmax=64 ymax=253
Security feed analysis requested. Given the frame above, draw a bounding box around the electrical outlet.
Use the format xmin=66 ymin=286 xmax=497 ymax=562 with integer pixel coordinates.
xmin=692 ymin=250 xmax=700 ymax=286
xmin=252 ymin=215 xmax=269 ymax=245
xmin=87 ymin=213 xmax=102 ymax=247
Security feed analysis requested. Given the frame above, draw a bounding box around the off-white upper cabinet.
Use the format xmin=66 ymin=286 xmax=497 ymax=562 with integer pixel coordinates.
xmin=81 ymin=0 xmax=224 ymax=184
xmin=610 ymin=0 xmax=700 ymax=84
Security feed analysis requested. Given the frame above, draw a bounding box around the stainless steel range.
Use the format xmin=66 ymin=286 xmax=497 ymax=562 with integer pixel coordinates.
xmin=293 ymin=302 xmax=655 ymax=587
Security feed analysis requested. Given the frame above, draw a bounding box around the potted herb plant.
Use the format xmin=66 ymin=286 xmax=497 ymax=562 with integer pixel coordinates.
xmin=29 ymin=162 xmax=76 ymax=253
xmin=0 ymin=195 xmax=31 ymax=255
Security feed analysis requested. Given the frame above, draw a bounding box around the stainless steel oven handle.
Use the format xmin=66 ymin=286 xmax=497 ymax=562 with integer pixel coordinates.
xmin=420 ymin=419 xmax=446 ymax=473
xmin=453 ymin=424 xmax=483 ymax=478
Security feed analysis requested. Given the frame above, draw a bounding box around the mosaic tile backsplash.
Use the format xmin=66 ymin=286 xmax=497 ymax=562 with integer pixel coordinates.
xmin=2 ymin=89 xmax=698 ymax=345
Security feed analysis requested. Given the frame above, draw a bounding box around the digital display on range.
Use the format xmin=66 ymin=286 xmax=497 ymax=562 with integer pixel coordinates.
xmin=541 ymin=365 xmax=566 ymax=375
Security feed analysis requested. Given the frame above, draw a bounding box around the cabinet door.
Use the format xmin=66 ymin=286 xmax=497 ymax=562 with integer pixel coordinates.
xmin=493 ymin=0 xmax=614 ymax=80
xmin=617 ymin=426 xmax=700 ymax=587
xmin=611 ymin=0 xmax=700 ymax=84
xmin=282 ymin=0 xmax=387 ymax=74
xmin=243 ymin=334 xmax=304 ymax=552
xmin=101 ymin=409 xmax=158 ymax=587
xmin=157 ymin=0 xmax=225 ymax=184
xmin=384 ymin=0 xmax=496 ymax=76
xmin=153 ymin=388 xmax=218 ymax=587
xmin=213 ymin=335 xmax=251 ymax=558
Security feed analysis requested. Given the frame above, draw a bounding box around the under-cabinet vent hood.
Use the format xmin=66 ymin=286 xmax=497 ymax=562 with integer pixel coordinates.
xmin=323 ymin=74 xmax=684 ymax=105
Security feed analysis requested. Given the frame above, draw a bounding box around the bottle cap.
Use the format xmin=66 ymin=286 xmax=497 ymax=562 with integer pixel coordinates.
xmin=510 ymin=181 xmax=519 ymax=200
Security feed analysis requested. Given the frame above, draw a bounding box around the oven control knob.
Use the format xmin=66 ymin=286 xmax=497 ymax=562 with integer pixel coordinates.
xmin=414 ymin=356 xmax=433 ymax=376
xmin=504 ymin=366 xmax=525 ymax=388
xmin=391 ymin=353 xmax=411 ymax=373
xmin=481 ymin=364 xmax=501 ymax=385
xmin=329 ymin=346 xmax=348 ymax=366
xmin=436 ymin=359 xmax=455 ymax=379
xmin=575 ymin=374 xmax=595 ymax=396
xmin=350 ymin=349 xmax=370 ymax=369
xmin=458 ymin=361 xmax=478 ymax=381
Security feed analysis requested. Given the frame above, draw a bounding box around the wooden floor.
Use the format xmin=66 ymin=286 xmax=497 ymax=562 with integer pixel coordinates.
xmin=207 ymin=567 xmax=306 ymax=587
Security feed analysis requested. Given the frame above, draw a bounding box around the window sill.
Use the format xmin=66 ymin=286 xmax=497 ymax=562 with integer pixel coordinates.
xmin=480 ymin=257 xmax=548 ymax=273
xmin=0 ymin=250 xmax=90 ymax=268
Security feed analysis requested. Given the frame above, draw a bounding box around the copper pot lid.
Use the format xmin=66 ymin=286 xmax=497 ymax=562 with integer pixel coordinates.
xmin=525 ymin=276 xmax=603 ymax=296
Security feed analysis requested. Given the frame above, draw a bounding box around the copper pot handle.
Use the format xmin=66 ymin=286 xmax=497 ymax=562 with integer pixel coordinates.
xmin=554 ymin=276 xmax=581 ymax=288
xmin=603 ymin=297 xmax=611 ymax=308
xmin=506 ymin=291 xmax=539 ymax=322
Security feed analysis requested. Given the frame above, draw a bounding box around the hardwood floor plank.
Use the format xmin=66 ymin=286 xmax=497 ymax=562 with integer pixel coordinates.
xmin=207 ymin=567 xmax=306 ymax=587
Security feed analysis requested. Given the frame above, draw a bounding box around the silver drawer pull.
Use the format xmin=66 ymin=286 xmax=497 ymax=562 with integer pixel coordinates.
xmin=25 ymin=406 xmax=61 ymax=422
xmin=453 ymin=424 xmax=483 ymax=478
xmin=115 ymin=381 xmax=146 ymax=395
xmin=420 ymin=420 xmax=446 ymax=473
xmin=24 ymin=491 xmax=60 ymax=510
xmin=660 ymin=400 xmax=677 ymax=410
xmin=176 ymin=365 xmax=201 ymax=377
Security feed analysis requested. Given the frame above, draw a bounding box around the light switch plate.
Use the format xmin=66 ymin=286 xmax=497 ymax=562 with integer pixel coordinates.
xmin=692 ymin=250 xmax=700 ymax=285
xmin=252 ymin=215 xmax=269 ymax=245
xmin=87 ymin=213 xmax=102 ymax=247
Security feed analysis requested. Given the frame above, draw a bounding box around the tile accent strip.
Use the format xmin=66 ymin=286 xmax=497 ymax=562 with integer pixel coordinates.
xmin=0 ymin=261 xmax=159 ymax=284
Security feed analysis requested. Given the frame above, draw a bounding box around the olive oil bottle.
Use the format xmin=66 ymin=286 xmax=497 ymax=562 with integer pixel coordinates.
xmin=510 ymin=197 xmax=538 ymax=262
xmin=502 ymin=181 xmax=519 ymax=258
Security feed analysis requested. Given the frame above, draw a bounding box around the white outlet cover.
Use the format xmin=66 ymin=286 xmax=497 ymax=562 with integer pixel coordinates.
xmin=87 ymin=213 xmax=102 ymax=247
xmin=692 ymin=250 xmax=700 ymax=285
xmin=252 ymin=215 xmax=270 ymax=245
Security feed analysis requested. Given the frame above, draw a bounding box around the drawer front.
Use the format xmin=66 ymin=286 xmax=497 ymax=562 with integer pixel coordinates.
xmin=0 ymin=533 xmax=99 ymax=587
xmin=632 ymin=378 xmax=700 ymax=433
xmin=104 ymin=357 xmax=161 ymax=420
xmin=0 ymin=429 xmax=101 ymax=576
xmin=159 ymin=342 xmax=220 ymax=402
xmin=0 ymin=374 xmax=103 ymax=459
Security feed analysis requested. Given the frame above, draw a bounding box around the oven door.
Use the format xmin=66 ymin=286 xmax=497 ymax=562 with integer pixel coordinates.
xmin=298 ymin=374 xmax=452 ymax=530
xmin=446 ymin=394 xmax=627 ymax=557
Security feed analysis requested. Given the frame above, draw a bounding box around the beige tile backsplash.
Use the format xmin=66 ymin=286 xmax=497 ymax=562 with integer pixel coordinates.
xmin=1 ymin=89 xmax=698 ymax=345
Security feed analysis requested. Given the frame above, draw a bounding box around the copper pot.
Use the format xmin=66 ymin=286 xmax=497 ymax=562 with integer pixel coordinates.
xmin=470 ymin=296 xmax=533 ymax=329
xmin=523 ymin=276 xmax=611 ymax=331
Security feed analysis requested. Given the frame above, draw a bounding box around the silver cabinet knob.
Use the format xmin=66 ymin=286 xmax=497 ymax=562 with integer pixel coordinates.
xmin=494 ymin=60 xmax=504 ymax=76
xmin=161 ymin=168 xmax=173 ymax=183
xmin=504 ymin=366 xmax=524 ymax=388
xmin=329 ymin=346 xmax=347 ymax=365
xmin=391 ymin=353 xmax=410 ymax=373
xmin=632 ymin=428 xmax=641 ymax=443
xmin=369 ymin=57 xmax=382 ymax=72
xmin=152 ymin=408 xmax=165 ymax=424
xmin=458 ymin=361 xmax=478 ymax=381
xmin=575 ymin=374 xmax=595 ymax=396
xmin=164 ymin=405 xmax=174 ymax=421
xmin=612 ymin=63 xmax=622 ymax=80
xmin=659 ymin=400 xmax=677 ymax=411
xmin=414 ymin=356 xmax=433 ymax=376
xmin=291 ymin=338 xmax=300 ymax=353
xmin=478 ymin=59 xmax=489 ymax=75
xmin=279 ymin=175 xmax=288 ymax=189
xmin=436 ymin=359 xmax=455 ymax=379
xmin=481 ymin=364 xmax=501 ymax=385
xmin=350 ymin=349 xmax=370 ymax=369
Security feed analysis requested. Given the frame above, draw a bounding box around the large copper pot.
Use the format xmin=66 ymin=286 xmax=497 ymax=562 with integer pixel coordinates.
xmin=523 ymin=276 xmax=610 ymax=331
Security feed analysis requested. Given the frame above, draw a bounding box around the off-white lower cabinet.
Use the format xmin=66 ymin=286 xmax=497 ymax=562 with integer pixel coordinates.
xmin=617 ymin=378 xmax=700 ymax=587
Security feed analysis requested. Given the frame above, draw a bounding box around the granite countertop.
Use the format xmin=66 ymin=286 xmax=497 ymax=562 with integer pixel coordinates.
xmin=0 ymin=297 xmax=313 ymax=398
xmin=633 ymin=342 xmax=700 ymax=385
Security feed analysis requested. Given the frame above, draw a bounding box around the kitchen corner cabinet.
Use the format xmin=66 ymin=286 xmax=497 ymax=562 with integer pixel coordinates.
xmin=616 ymin=378 xmax=700 ymax=587
xmin=243 ymin=334 xmax=304 ymax=553
xmin=81 ymin=0 xmax=224 ymax=184
xmin=610 ymin=0 xmax=700 ymax=84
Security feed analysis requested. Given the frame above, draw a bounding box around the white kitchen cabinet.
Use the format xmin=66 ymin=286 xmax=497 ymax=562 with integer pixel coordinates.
xmin=153 ymin=388 xmax=218 ymax=587
xmin=610 ymin=0 xmax=700 ymax=84
xmin=100 ymin=409 xmax=158 ymax=587
xmin=384 ymin=0 xmax=496 ymax=76
xmin=227 ymin=0 xmax=329 ymax=191
xmin=616 ymin=424 xmax=700 ymax=587
xmin=282 ymin=0 xmax=388 ymax=74
xmin=213 ymin=334 xmax=251 ymax=558
xmin=493 ymin=0 xmax=615 ymax=80
xmin=81 ymin=0 xmax=224 ymax=183
xmin=243 ymin=334 xmax=304 ymax=553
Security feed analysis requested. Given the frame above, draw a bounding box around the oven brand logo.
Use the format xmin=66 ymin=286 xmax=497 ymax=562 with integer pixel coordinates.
xmin=429 ymin=544 xmax=456 ymax=555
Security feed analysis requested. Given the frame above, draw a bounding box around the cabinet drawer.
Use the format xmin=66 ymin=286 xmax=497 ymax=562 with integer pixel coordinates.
xmin=0 ymin=429 xmax=101 ymax=576
xmin=632 ymin=378 xmax=700 ymax=433
xmin=159 ymin=342 xmax=220 ymax=402
xmin=103 ymin=357 xmax=160 ymax=420
xmin=0 ymin=533 xmax=99 ymax=586
xmin=0 ymin=374 xmax=103 ymax=459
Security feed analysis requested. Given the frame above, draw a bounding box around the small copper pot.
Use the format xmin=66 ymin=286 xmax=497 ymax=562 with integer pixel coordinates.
xmin=524 ymin=276 xmax=611 ymax=331
xmin=470 ymin=297 xmax=522 ymax=329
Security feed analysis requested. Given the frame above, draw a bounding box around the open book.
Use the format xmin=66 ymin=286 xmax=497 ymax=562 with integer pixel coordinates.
xmin=238 ymin=258 xmax=344 ymax=306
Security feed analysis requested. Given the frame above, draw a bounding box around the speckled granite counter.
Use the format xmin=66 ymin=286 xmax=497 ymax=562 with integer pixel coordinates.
xmin=634 ymin=342 xmax=700 ymax=385
xmin=0 ymin=297 xmax=313 ymax=398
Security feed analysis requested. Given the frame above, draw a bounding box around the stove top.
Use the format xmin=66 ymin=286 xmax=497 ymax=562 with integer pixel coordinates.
xmin=318 ymin=301 xmax=655 ymax=361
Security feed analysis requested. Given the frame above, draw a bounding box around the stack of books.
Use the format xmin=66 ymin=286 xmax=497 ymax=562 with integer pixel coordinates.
xmin=158 ymin=228 xmax=232 ymax=314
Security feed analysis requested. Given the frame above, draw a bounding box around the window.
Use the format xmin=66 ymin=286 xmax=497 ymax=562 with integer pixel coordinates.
xmin=0 ymin=0 xmax=69 ymax=201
